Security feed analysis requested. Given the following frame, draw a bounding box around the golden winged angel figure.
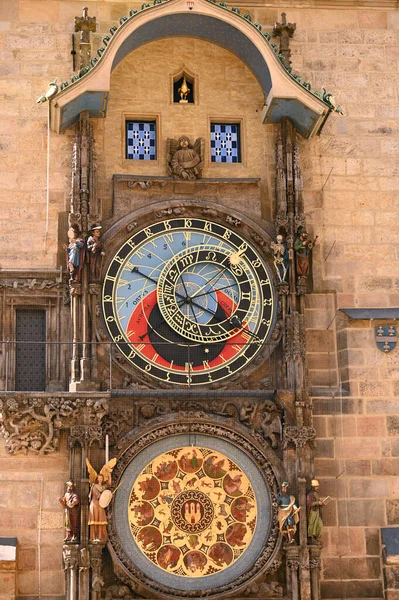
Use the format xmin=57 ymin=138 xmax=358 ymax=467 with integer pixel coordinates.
xmin=86 ymin=457 xmax=117 ymax=542
xmin=167 ymin=136 xmax=204 ymax=180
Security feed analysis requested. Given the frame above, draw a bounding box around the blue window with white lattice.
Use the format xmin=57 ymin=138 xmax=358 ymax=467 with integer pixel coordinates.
xmin=126 ymin=121 xmax=156 ymax=160
xmin=210 ymin=123 xmax=241 ymax=163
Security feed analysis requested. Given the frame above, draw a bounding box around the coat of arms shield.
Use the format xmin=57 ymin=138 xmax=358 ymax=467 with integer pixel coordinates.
xmin=375 ymin=325 xmax=397 ymax=353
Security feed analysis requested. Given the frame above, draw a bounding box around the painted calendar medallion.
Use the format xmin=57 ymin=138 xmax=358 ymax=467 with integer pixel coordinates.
xmin=128 ymin=446 xmax=257 ymax=577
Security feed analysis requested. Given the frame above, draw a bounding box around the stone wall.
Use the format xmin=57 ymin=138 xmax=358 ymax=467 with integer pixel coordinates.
xmin=0 ymin=1 xmax=398 ymax=599
xmin=307 ymin=294 xmax=398 ymax=598
xmin=0 ymin=440 xmax=68 ymax=598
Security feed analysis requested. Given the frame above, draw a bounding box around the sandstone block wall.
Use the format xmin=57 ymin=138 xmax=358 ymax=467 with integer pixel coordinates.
xmin=0 ymin=440 xmax=68 ymax=598
xmin=307 ymin=294 xmax=398 ymax=598
xmin=0 ymin=1 xmax=398 ymax=598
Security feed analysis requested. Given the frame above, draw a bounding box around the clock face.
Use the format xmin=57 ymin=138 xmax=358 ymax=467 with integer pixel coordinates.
xmin=102 ymin=218 xmax=275 ymax=385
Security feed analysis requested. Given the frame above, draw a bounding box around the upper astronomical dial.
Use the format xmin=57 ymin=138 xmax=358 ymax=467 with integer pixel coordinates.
xmin=102 ymin=218 xmax=275 ymax=386
xmin=157 ymin=244 xmax=259 ymax=344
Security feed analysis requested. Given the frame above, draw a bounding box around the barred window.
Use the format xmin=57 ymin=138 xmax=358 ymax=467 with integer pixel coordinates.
xmin=210 ymin=123 xmax=241 ymax=163
xmin=126 ymin=121 xmax=156 ymax=160
xmin=15 ymin=308 xmax=46 ymax=391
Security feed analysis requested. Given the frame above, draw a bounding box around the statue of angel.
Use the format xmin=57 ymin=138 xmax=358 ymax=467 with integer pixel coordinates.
xmin=167 ymin=136 xmax=204 ymax=180
xmin=86 ymin=457 xmax=117 ymax=542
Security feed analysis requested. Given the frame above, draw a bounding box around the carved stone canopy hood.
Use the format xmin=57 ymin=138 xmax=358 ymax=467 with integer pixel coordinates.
xmin=48 ymin=0 xmax=338 ymax=137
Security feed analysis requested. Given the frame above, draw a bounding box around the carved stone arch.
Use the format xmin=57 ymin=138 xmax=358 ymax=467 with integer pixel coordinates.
xmin=50 ymin=0 xmax=332 ymax=137
xmin=107 ymin=417 xmax=286 ymax=599
xmin=103 ymin=198 xmax=276 ymax=263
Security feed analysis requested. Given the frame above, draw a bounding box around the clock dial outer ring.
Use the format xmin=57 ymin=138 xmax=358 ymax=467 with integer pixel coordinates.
xmin=102 ymin=218 xmax=276 ymax=386
xmin=111 ymin=432 xmax=273 ymax=595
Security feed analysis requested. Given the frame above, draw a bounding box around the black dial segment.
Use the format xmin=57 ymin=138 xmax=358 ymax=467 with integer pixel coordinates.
xmin=148 ymin=303 xmax=226 ymax=367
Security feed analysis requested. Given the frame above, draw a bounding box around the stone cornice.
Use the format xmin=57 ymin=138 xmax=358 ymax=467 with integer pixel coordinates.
xmin=237 ymin=0 xmax=398 ymax=8
xmin=340 ymin=308 xmax=399 ymax=320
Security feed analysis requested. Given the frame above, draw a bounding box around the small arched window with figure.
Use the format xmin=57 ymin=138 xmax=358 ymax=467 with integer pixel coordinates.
xmin=173 ymin=70 xmax=195 ymax=104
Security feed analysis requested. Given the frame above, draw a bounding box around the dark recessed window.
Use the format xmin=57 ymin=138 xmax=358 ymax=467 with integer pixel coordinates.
xmin=126 ymin=121 xmax=156 ymax=160
xmin=210 ymin=123 xmax=241 ymax=163
xmin=15 ymin=308 xmax=46 ymax=391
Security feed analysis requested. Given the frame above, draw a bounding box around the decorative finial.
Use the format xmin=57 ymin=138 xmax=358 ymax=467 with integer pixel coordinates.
xmin=74 ymin=7 xmax=96 ymax=69
xmin=272 ymin=13 xmax=296 ymax=68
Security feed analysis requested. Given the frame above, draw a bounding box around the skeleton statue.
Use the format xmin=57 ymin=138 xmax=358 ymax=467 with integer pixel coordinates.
xmin=270 ymin=234 xmax=289 ymax=283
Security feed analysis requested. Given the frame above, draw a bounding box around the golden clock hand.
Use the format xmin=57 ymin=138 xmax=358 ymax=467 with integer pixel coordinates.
xmin=188 ymin=265 xmax=229 ymax=300
xmin=140 ymin=298 xmax=222 ymax=342
xmin=176 ymin=273 xmax=200 ymax=324
xmin=230 ymin=316 xmax=261 ymax=341
xmin=131 ymin=266 xmax=158 ymax=286
xmin=133 ymin=266 xmax=217 ymax=321
xmin=139 ymin=317 xmax=167 ymax=340
xmin=194 ymin=282 xmax=239 ymax=299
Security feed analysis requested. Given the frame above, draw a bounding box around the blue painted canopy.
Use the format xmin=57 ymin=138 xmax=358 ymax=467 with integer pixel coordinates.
xmin=113 ymin=14 xmax=272 ymax=91
xmin=51 ymin=0 xmax=334 ymax=137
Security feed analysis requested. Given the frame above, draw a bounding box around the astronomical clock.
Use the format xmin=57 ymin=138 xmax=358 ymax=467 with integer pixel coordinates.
xmin=102 ymin=216 xmax=276 ymax=386
xmin=2 ymin=0 xmax=339 ymax=597
xmin=98 ymin=204 xmax=285 ymax=599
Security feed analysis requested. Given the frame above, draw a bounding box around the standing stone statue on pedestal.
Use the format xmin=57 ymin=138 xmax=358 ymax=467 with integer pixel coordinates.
xmin=274 ymin=481 xmax=300 ymax=544
xmin=59 ymin=481 xmax=80 ymax=542
xmin=307 ymin=479 xmax=326 ymax=543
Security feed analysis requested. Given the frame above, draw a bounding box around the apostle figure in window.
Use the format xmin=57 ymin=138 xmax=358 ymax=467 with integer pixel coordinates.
xmin=167 ymin=136 xmax=204 ymax=180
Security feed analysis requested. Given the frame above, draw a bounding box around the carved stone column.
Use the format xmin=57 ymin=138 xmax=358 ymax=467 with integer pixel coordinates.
xmin=309 ymin=545 xmax=322 ymax=600
xmin=275 ymin=117 xmax=309 ymax=303
xmin=79 ymin=547 xmax=90 ymax=600
xmin=90 ymin=543 xmax=105 ymax=600
xmin=68 ymin=111 xmax=100 ymax=391
xmin=286 ymin=546 xmax=300 ymax=600
xmin=89 ymin=284 xmax=101 ymax=380
xmin=285 ymin=311 xmax=305 ymax=392
xmin=300 ymin=549 xmax=312 ymax=600
xmin=275 ymin=117 xmax=318 ymax=600
xmin=69 ymin=282 xmax=81 ymax=384
xmin=63 ymin=544 xmax=79 ymax=600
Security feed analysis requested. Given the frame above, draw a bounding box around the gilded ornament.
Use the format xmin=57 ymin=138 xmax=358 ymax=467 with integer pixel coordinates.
xmin=178 ymin=77 xmax=191 ymax=103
